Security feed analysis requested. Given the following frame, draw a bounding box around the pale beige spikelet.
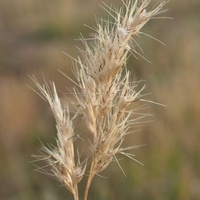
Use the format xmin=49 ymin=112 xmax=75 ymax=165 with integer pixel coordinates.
xmin=31 ymin=77 xmax=85 ymax=200
xmin=31 ymin=1 xmax=167 ymax=200
xmin=72 ymin=1 xmax=167 ymax=199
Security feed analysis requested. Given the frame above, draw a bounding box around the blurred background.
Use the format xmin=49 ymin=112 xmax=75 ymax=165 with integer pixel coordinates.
xmin=0 ymin=0 xmax=200 ymax=199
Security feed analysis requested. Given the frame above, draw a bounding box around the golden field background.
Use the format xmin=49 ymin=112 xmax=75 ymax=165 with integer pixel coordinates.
xmin=0 ymin=0 xmax=200 ymax=199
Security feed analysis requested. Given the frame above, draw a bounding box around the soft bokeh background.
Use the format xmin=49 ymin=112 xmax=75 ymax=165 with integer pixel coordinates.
xmin=0 ymin=0 xmax=200 ymax=199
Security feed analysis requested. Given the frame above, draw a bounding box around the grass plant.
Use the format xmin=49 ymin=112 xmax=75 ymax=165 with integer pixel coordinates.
xmin=31 ymin=1 xmax=167 ymax=199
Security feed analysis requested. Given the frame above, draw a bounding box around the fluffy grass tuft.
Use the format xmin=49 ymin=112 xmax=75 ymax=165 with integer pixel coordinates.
xmin=31 ymin=1 xmax=167 ymax=199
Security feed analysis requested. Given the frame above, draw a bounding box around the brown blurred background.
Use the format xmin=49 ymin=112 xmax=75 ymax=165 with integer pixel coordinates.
xmin=0 ymin=0 xmax=200 ymax=199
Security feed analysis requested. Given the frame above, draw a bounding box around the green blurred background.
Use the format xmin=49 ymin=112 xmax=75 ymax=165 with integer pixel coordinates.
xmin=0 ymin=0 xmax=200 ymax=199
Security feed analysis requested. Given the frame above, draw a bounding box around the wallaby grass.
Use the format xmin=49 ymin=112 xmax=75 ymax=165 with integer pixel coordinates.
xmin=1 ymin=0 xmax=200 ymax=200
xmin=30 ymin=1 xmax=168 ymax=200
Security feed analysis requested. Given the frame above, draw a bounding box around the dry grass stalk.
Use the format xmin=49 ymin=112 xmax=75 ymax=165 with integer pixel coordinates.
xmin=31 ymin=1 xmax=167 ymax=200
